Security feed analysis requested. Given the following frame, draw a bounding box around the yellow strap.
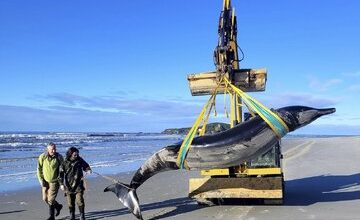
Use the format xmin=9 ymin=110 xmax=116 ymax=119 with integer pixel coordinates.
xmin=176 ymin=94 xmax=215 ymax=168
xmin=229 ymin=92 xmax=235 ymax=126
xmin=223 ymin=77 xmax=289 ymax=138
xmin=177 ymin=74 xmax=289 ymax=169
xmin=244 ymin=102 xmax=256 ymax=118
xmin=199 ymin=96 xmax=216 ymax=136
xmin=177 ymin=77 xmax=224 ymax=169
xmin=223 ymin=88 xmax=229 ymax=118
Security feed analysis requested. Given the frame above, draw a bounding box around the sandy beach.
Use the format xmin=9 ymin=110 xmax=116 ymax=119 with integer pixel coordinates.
xmin=1 ymin=136 xmax=359 ymax=220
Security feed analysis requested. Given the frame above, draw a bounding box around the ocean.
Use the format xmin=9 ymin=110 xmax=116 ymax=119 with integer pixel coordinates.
xmin=0 ymin=132 xmax=183 ymax=192
xmin=1 ymin=132 xmax=348 ymax=193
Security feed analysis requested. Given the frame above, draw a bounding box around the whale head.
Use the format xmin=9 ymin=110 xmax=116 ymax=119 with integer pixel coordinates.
xmin=276 ymin=106 xmax=336 ymax=132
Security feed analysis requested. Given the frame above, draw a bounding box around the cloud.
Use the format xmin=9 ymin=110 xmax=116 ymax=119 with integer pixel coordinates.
xmin=342 ymin=71 xmax=360 ymax=77
xmin=47 ymin=93 xmax=90 ymax=105
xmin=1 ymin=92 xmax=357 ymax=134
xmin=10 ymin=92 xmax=232 ymax=132
xmin=0 ymin=96 xmax=204 ymax=132
xmin=0 ymin=105 xmax=128 ymax=132
xmin=348 ymin=84 xmax=360 ymax=92
xmin=308 ymin=76 xmax=343 ymax=92
xmin=0 ymin=91 xmax=346 ymax=133
xmin=112 ymin=90 xmax=131 ymax=96
xmin=258 ymin=92 xmax=339 ymax=109
xmin=34 ymin=92 xmax=204 ymax=118
xmin=2 ymin=103 xmax=357 ymax=134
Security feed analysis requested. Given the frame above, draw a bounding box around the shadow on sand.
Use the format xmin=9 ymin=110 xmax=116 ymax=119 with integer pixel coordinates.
xmin=285 ymin=173 xmax=360 ymax=205
xmin=61 ymin=174 xmax=359 ymax=219
xmin=0 ymin=210 xmax=26 ymax=215
xmin=65 ymin=197 xmax=200 ymax=220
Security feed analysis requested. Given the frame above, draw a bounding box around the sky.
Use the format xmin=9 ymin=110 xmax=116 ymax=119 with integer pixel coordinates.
xmin=0 ymin=0 xmax=359 ymax=135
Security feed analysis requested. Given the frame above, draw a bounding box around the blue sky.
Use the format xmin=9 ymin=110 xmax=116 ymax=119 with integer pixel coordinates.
xmin=0 ymin=0 xmax=359 ymax=134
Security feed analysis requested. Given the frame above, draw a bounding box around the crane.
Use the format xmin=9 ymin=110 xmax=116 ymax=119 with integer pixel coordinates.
xmin=187 ymin=0 xmax=284 ymax=205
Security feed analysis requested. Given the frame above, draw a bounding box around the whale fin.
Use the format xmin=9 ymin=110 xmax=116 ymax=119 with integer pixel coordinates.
xmin=104 ymin=183 xmax=143 ymax=220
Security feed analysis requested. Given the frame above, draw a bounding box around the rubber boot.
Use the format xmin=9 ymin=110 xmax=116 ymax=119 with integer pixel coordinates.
xmin=79 ymin=205 xmax=85 ymax=220
xmin=69 ymin=207 xmax=75 ymax=220
xmin=46 ymin=205 xmax=55 ymax=220
xmin=54 ymin=201 xmax=63 ymax=217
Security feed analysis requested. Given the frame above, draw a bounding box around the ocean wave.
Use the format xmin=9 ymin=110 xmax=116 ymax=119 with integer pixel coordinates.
xmin=0 ymin=156 xmax=37 ymax=163
xmin=0 ymin=133 xmax=180 ymax=147
xmin=81 ymin=145 xmax=125 ymax=150
xmin=0 ymin=131 xmax=178 ymax=192
xmin=0 ymin=170 xmax=36 ymax=178
xmin=90 ymin=160 xmax=120 ymax=168
xmin=89 ymin=157 xmax=147 ymax=168
xmin=0 ymin=142 xmax=40 ymax=147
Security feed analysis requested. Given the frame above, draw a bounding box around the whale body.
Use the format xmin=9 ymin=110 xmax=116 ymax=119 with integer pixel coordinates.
xmin=104 ymin=105 xmax=336 ymax=219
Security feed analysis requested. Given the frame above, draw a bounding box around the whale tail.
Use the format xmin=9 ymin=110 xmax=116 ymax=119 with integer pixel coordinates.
xmin=104 ymin=183 xmax=143 ymax=220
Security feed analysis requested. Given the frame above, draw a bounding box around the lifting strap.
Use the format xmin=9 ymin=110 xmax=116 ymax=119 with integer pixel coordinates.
xmin=223 ymin=77 xmax=289 ymax=138
xmin=176 ymin=76 xmax=224 ymax=169
xmin=176 ymin=93 xmax=217 ymax=169
xmin=176 ymin=75 xmax=289 ymax=169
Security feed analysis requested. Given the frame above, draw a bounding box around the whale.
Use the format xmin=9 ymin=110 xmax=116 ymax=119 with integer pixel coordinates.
xmin=104 ymin=105 xmax=335 ymax=219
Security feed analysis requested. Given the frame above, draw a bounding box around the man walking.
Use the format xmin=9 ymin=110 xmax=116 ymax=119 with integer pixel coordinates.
xmin=61 ymin=147 xmax=92 ymax=220
xmin=37 ymin=142 xmax=64 ymax=220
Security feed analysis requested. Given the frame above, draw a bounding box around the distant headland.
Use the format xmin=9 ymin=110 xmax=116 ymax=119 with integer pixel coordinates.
xmin=161 ymin=122 xmax=230 ymax=135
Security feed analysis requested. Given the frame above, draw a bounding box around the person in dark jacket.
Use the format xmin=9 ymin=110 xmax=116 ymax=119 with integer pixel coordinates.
xmin=61 ymin=147 xmax=91 ymax=220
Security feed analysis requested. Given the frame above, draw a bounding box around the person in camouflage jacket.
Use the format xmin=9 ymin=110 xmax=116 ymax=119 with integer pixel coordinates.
xmin=61 ymin=147 xmax=91 ymax=220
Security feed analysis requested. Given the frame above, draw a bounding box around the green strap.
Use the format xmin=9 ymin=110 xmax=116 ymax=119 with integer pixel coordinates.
xmin=176 ymin=94 xmax=216 ymax=169
xmin=224 ymin=77 xmax=289 ymax=138
xmin=177 ymin=76 xmax=289 ymax=169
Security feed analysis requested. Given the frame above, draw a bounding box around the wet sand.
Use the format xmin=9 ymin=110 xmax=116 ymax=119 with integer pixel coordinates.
xmin=1 ymin=136 xmax=359 ymax=220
